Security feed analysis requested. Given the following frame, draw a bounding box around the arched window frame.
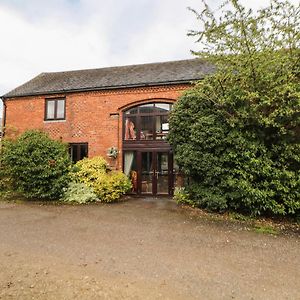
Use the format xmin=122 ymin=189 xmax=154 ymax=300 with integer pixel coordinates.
xmin=123 ymin=102 xmax=173 ymax=142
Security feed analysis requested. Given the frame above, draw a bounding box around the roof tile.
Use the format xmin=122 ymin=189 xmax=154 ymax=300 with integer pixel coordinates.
xmin=3 ymin=59 xmax=214 ymax=98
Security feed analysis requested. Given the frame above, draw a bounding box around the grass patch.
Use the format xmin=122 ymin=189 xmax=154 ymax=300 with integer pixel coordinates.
xmin=228 ymin=212 xmax=253 ymax=222
xmin=253 ymin=224 xmax=279 ymax=235
xmin=179 ymin=204 xmax=297 ymax=235
xmin=0 ymin=191 xmax=64 ymax=205
xmin=0 ymin=190 xmax=24 ymax=202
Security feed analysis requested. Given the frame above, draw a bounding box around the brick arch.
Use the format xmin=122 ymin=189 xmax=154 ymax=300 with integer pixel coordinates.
xmin=117 ymin=98 xmax=176 ymax=112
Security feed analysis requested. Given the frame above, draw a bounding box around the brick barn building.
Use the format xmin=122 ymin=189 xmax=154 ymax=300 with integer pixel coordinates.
xmin=1 ymin=59 xmax=213 ymax=196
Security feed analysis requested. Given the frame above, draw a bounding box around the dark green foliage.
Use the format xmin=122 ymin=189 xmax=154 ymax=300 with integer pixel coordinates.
xmin=169 ymin=0 xmax=300 ymax=216
xmin=1 ymin=130 xmax=71 ymax=199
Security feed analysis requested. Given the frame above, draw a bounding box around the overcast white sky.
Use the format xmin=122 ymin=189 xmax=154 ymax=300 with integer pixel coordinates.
xmin=0 ymin=0 xmax=298 ymax=108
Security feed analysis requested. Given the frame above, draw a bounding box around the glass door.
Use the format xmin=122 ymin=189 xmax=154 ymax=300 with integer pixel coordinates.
xmin=156 ymin=152 xmax=169 ymax=195
xmin=139 ymin=151 xmax=172 ymax=195
xmin=141 ymin=152 xmax=153 ymax=194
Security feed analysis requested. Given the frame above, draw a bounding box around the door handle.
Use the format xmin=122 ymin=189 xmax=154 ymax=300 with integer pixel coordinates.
xmin=150 ymin=170 xmax=158 ymax=178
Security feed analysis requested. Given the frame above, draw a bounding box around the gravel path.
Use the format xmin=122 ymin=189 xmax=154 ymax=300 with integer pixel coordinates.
xmin=0 ymin=198 xmax=299 ymax=299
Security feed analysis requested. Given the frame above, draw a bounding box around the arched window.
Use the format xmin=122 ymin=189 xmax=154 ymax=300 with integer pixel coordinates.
xmin=123 ymin=102 xmax=173 ymax=141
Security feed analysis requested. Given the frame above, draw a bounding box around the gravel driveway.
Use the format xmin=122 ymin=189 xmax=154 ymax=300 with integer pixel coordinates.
xmin=0 ymin=198 xmax=299 ymax=299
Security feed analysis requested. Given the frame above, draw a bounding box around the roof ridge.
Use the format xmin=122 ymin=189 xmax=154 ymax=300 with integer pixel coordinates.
xmin=43 ymin=58 xmax=200 ymax=75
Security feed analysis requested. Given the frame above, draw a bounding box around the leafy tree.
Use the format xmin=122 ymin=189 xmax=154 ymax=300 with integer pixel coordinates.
xmin=169 ymin=0 xmax=300 ymax=215
xmin=1 ymin=130 xmax=71 ymax=199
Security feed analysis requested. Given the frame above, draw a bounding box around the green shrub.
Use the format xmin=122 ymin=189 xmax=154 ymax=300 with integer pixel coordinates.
xmin=187 ymin=182 xmax=229 ymax=212
xmin=169 ymin=1 xmax=300 ymax=216
xmin=91 ymin=171 xmax=132 ymax=203
xmin=1 ymin=130 xmax=71 ymax=199
xmin=72 ymin=156 xmax=132 ymax=203
xmin=173 ymin=187 xmax=192 ymax=205
xmin=63 ymin=182 xmax=98 ymax=204
xmin=0 ymin=165 xmax=13 ymax=193
xmin=71 ymin=156 xmax=108 ymax=183
xmin=170 ymin=89 xmax=300 ymax=216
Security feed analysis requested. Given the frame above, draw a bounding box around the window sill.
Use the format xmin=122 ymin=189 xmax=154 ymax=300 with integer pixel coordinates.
xmin=44 ymin=119 xmax=66 ymax=123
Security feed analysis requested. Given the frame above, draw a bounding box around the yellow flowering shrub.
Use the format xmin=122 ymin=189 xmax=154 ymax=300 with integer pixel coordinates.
xmin=91 ymin=172 xmax=132 ymax=203
xmin=71 ymin=156 xmax=107 ymax=183
xmin=71 ymin=156 xmax=131 ymax=202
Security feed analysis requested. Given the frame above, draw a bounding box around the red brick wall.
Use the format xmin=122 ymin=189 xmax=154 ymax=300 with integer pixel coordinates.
xmin=4 ymin=84 xmax=191 ymax=169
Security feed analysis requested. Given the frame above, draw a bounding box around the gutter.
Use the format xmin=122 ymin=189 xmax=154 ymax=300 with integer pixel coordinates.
xmin=1 ymin=78 xmax=200 ymax=100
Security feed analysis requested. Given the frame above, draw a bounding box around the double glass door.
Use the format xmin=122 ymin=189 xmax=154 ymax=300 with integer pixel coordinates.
xmin=123 ymin=150 xmax=173 ymax=195
xmin=141 ymin=151 xmax=171 ymax=195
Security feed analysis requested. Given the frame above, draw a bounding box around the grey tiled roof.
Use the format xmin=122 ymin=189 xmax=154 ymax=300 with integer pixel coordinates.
xmin=2 ymin=59 xmax=214 ymax=98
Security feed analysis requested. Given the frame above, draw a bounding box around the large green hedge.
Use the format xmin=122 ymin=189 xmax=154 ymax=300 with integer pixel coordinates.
xmin=169 ymin=0 xmax=300 ymax=216
xmin=169 ymin=89 xmax=300 ymax=215
xmin=1 ymin=130 xmax=71 ymax=199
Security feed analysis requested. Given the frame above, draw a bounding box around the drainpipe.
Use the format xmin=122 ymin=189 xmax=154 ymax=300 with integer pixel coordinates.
xmin=1 ymin=97 xmax=6 ymax=139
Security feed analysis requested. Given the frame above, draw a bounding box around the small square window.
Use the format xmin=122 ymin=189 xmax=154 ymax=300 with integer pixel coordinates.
xmin=45 ymin=98 xmax=65 ymax=120
xmin=69 ymin=143 xmax=88 ymax=163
